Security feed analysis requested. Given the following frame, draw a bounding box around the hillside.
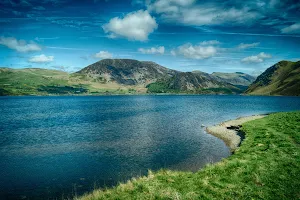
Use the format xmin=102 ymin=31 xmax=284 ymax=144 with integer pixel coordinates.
xmin=246 ymin=61 xmax=300 ymax=96
xmin=0 ymin=68 xmax=76 ymax=96
xmin=77 ymin=59 xmax=177 ymax=86
xmin=77 ymin=59 xmax=248 ymax=94
xmin=211 ymin=72 xmax=256 ymax=86
xmin=146 ymin=72 xmax=244 ymax=94
xmin=0 ymin=59 xmax=257 ymax=95
xmin=0 ymin=68 xmax=143 ymax=95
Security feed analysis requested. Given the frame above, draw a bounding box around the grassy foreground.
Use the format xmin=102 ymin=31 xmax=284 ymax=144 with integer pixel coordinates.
xmin=77 ymin=111 xmax=300 ymax=200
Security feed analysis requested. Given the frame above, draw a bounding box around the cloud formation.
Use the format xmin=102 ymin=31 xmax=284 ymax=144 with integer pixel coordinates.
xmin=237 ymin=42 xmax=260 ymax=49
xmin=172 ymin=43 xmax=217 ymax=59
xmin=200 ymin=40 xmax=220 ymax=46
xmin=94 ymin=51 xmax=113 ymax=59
xmin=281 ymin=23 xmax=300 ymax=34
xmin=0 ymin=36 xmax=41 ymax=53
xmin=241 ymin=52 xmax=271 ymax=63
xmin=144 ymin=0 xmax=300 ymax=34
xmin=138 ymin=46 xmax=165 ymax=54
xmin=147 ymin=0 xmax=262 ymax=26
xmin=102 ymin=10 xmax=158 ymax=41
xmin=29 ymin=54 xmax=54 ymax=63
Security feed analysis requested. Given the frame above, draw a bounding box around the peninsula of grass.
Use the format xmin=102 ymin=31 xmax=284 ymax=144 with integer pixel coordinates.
xmin=77 ymin=111 xmax=300 ymax=200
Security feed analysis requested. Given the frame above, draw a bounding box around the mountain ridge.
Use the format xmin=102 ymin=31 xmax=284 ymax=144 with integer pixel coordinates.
xmin=246 ymin=60 xmax=300 ymax=96
xmin=3 ymin=58 xmax=297 ymax=96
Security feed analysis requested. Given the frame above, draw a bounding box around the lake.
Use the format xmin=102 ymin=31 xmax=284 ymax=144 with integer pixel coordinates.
xmin=1 ymin=95 xmax=300 ymax=199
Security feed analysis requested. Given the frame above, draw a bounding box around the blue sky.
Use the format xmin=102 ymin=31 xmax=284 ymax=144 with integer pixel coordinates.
xmin=0 ymin=0 xmax=300 ymax=75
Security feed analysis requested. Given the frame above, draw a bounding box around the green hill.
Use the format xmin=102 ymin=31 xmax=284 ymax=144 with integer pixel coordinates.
xmin=245 ymin=61 xmax=300 ymax=96
xmin=0 ymin=68 xmax=140 ymax=96
xmin=211 ymin=72 xmax=256 ymax=87
xmin=0 ymin=68 xmax=77 ymax=95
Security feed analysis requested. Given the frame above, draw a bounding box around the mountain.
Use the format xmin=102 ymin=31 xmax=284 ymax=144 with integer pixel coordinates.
xmin=211 ymin=72 xmax=256 ymax=86
xmin=146 ymin=72 xmax=243 ymax=94
xmin=77 ymin=59 xmax=248 ymax=94
xmin=245 ymin=60 xmax=300 ymax=96
xmin=0 ymin=59 xmax=256 ymax=96
xmin=77 ymin=59 xmax=177 ymax=86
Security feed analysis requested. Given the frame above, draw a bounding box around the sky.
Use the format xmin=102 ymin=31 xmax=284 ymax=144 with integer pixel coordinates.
xmin=0 ymin=0 xmax=300 ymax=75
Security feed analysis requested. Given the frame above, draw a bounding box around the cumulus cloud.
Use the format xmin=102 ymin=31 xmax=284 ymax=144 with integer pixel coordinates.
xmin=237 ymin=42 xmax=260 ymax=49
xmin=281 ymin=23 xmax=300 ymax=34
xmin=102 ymin=10 xmax=158 ymax=41
xmin=29 ymin=54 xmax=54 ymax=63
xmin=0 ymin=36 xmax=41 ymax=53
xmin=94 ymin=51 xmax=113 ymax=59
xmin=172 ymin=43 xmax=217 ymax=59
xmin=241 ymin=52 xmax=271 ymax=63
xmin=138 ymin=46 xmax=165 ymax=54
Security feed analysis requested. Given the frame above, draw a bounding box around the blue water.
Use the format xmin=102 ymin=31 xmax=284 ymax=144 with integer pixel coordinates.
xmin=0 ymin=95 xmax=300 ymax=199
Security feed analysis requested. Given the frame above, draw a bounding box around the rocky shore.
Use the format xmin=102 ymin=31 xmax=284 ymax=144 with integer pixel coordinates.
xmin=206 ymin=115 xmax=266 ymax=152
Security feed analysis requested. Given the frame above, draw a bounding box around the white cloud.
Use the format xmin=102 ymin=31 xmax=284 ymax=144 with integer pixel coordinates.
xmin=237 ymin=42 xmax=260 ymax=49
xmin=172 ymin=43 xmax=217 ymax=59
xmin=102 ymin=10 xmax=158 ymax=41
xmin=138 ymin=46 xmax=165 ymax=54
xmin=147 ymin=0 xmax=262 ymax=26
xmin=94 ymin=51 xmax=113 ymax=59
xmin=200 ymin=40 xmax=220 ymax=46
xmin=0 ymin=36 xmax=41 ymax=53
xmin=281 ymin=23 xmax=300 ymax=34
xmin=241 ymin=52 xmax=271 ymax=63
xmin=29 ymin=54 xmax=54 ymax=63
xmin=148 ymin=0 xmax=195 ymax=14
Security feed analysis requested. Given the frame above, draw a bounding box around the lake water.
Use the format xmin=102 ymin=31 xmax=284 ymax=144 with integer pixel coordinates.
xmin=1 ymin=95 xmax=300 ymax=199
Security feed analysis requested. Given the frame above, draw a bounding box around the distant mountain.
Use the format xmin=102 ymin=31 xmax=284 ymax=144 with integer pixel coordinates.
xmin=211 ymin=72 xmax=256 ymax=86
xmin=0 ymin=59 xmax=259 ymax=96
xmin=78 ymin=59 xmax=247 ymax=94
xmin=147 ymin=72 xmax=243 ymax=94
xmin=245 ymin=61 xmax=300 ymax=96
xmin=77 ymin=59 xmax=177 ymax=86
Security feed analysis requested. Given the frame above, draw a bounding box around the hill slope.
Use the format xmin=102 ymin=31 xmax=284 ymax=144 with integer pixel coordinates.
xmin=78 ymin=59 xmax=247 ymax=94
xmin=0 ymin=68 xmax=78 ymax=95
xmin=77 ymin=59 xmax=177 ymax=86
xmin=146 ymin=72 xmax=243 ymax=94
xmin=211 ymin=72 xmax=256 ymax=86
xmin=245 ymin=61 xmax=300 ymax=96
xmin=0 ymin=59 xmax=260 ymax=95
xmin=0 ymin=68 xmax=142 ymax=95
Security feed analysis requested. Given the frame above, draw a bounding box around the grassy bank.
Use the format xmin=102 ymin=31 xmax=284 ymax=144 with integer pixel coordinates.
xmin=77 ymin=111 xmax=300 ymax=200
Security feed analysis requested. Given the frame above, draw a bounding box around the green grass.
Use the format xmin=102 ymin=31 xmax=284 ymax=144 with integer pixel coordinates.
xmin=77 ymin=111 xmax=300 ymax=200
xmin=146 ymin=81 xmax=180 ymax=93
xmin=0 ymin=68 xmax=145 ymax=95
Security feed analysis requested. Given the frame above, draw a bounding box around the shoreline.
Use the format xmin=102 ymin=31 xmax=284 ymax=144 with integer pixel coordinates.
xmin=78 ymin=111 xmax=300 ymax=199
xmin=206 ymin=115 xmax=266 ymax=152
